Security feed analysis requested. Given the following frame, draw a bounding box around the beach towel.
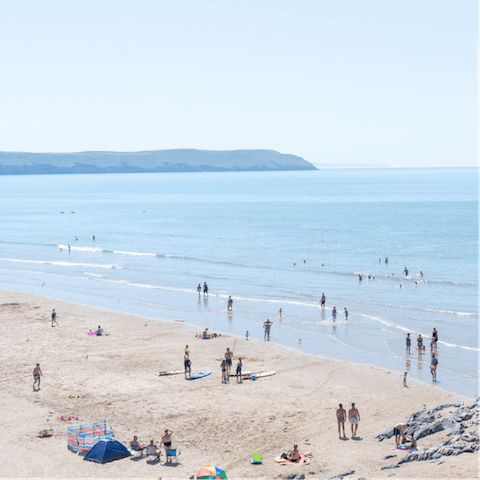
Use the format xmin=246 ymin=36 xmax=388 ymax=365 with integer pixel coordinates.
xmin=282 ymin=454 xmax=310 ymax=466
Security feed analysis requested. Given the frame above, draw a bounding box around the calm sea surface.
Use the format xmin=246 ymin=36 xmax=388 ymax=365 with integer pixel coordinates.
xmin=0 ymin=168 xmax=478 ymax=396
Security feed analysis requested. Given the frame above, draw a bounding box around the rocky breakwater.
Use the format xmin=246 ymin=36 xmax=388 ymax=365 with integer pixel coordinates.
xmin=376 ymin=399 xmax=479 ymax=470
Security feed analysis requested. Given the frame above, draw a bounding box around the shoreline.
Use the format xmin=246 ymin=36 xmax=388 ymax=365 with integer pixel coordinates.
xmin=0 ymin=287 xmax=478 ymax=399
xmin=1 ymin=288 xmax=478 ymax=479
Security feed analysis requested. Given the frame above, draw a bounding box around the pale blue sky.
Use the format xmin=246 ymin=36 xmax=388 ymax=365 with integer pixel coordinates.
xmin=0 ymin=0 xmax=476 ymax=167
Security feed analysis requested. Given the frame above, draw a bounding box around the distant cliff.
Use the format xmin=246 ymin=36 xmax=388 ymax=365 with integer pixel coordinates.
xmin=0 ymin=149 xmax=316 ymax=175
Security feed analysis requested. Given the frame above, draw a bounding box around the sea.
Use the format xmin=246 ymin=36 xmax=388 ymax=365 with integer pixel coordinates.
xmin=0 ymin=167 xmax=478 ymax=397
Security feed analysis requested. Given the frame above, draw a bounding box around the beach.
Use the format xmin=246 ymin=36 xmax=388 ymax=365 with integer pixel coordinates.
xmin=1 ymin=288 xmax=477 ymax=479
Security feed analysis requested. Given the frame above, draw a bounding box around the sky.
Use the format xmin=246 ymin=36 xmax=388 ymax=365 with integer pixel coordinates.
xmin=0 ymin=0 xmax=477 ymax=167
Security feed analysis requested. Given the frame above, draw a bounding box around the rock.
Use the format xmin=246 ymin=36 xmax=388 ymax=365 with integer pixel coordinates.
xmin=329 ymin=470 xmax=355 ymax=479
xmin=447 ymin=423 xmax=464 ymax=437
xmin=294 ymin=474 xmax=305 ymax=479
xmin=414 ymin=419 xmax=445 ymax=440
xmin=381 ymin=464 xmax=399 ymax=470
xmin=432 ymin=453 xmax=442 ymax=459
xmin=381 ymin=454 xmax=397 ymax=460
xmin=308 ymin=472 xmax=315 ymax=475
xmin=375 ymin=427 xmax=394 ymax=442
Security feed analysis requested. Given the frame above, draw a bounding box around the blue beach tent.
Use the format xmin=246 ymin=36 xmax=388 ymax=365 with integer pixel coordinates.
xmin=83 ymin=438 xmax=131 ymax=464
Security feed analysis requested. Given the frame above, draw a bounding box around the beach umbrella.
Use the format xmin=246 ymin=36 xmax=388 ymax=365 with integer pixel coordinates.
xmin=197 ymin=465 xmax=227 ymax=479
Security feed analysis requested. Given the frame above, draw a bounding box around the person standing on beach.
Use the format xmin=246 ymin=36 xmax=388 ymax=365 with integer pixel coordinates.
xmin=227 ymin=296 xmax=233 ymax=311
xmin=245 ymin=330 xmax=249 ymax=341
xmin=33 ymin=363 xmax=42 ymax=390
xmin=93 ymin=235 xmax=95 ymax=241
xmin=402 ymin=371 xmax=408 ymax=387
xmin=51 ymin=309 xmax=58 ymax=327
xmin=68 ymin=244 xmax=71 ymax=252
xmin=221 ymin=359 xmax=228 ymax=384
xmin=161 ymin=429 xmax=173 ymax=456
xmin=336 ymin=404 xmax=347 ymax=437
xmin=406 ymin=334 xmax=411 ymax=354
xmin=403 ymin=267 xmax=409 ymax=276
xmin=417 ymin=334 xmax=423 ymax=352
xmin=184 ymin=352 xmax=191 ymax=378
xmin=203 ymin=282 xmax=208 ymax=296
xmin=236 ymin=357 xmax=243 ymax=383
xmin=394 ymin=422 xmax=409 ymax=447
xmin=432 ymin=327 xmax=438 ymax=346
xmin=348 ymin=403 xmax=360 ymax=437
xmin=332 ymin=306 xmax=337 ymax=321
xmin=344 ymin=308 xmax=348 ymax=320
xmin=197 ymin=284 xmax=201 ymax=295
xmin=385 ymin=257 xmax=388 ymax=264
xmin=263 ymin=319 xmax=272 ymax=340
xmin=279 ymin=308 xmax=282 ymax=318
xmin=225 ymin=348 xmax=233 ymax=376
xmin=321 ymin=294 xmax=326 ymax=309
xmin=430 ymin=355 xmax=438 ymax=382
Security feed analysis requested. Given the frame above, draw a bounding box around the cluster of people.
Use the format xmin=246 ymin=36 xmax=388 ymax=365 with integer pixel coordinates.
xmin=405 ymin=328 xmax=439 ymax=381
xmin=393 ymin=422 xmax=417 ymax=449
xmin=220 ymin=348 xmax=243 ymax=384
xmin=336 ymin=403 xmax=361 ymax=438
xmin=130 ymin=430 xmax=174 ymax=460
xmin=195 ymin=328 xmax=220 ymax=339
xmin=197 ymin=283 xmax=209 ymax=296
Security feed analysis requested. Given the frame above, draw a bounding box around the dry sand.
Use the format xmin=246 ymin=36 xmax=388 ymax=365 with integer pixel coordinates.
xmin=0 ymin=289 xmax=478 ymax=480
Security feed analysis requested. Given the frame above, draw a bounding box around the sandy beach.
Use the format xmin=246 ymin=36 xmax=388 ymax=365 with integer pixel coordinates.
xmin=0 ymin=288 xmax=478 ymax=480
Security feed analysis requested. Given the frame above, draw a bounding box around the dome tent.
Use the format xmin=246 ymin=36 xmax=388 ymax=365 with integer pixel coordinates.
xmin=84 ymin=438 xmax=131 ymax=464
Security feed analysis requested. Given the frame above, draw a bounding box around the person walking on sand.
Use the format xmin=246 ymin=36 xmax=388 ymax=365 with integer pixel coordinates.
xmin=402 ymin=371 xmax=408 ymax=387
xmin=321 ymin=293 xmax=326 ymax=309
xmin=197 ymin=284 xmax=201 ymax=295
xmin=236 ymin=358 xmax=243 ymax=383
xmin=162 ymin=429 xmax=173 ymax=456
xmin=184 ymin=352 xmax=191 ymax=378
xmin=332 ymin=306 xmax=337 ymax=321
xmin=227 ymin=296 xmax=233 ymax=311
xmin=336 ymin=403 xmax=347 ymax=437
xmin=33 ymin=363 xmax=42 ymax=390
xmin=51 ymin=309 xmax=58 ymax=327
xmin=221 ymin=359 xmax=228 ymax=384
xmin=263 ymin=319 xmax=272 ymax=340
xmin=431 ymin=354 xmax=438 ymax=382
xmin=406 ymin=333 xmax=411 ymax=354
xmin=348 ymin=403 xmax=360 ymax=437
xmin=225 ymin=348 xmax=233 ymax=376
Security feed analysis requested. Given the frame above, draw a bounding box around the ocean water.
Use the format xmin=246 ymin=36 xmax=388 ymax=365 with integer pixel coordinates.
xmin=0 ymin=168 xmax=478 ymax=397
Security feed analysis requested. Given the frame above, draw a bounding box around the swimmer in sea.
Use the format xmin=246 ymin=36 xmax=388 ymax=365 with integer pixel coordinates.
xmin=75 ymin=236 xmax=78 ymax=241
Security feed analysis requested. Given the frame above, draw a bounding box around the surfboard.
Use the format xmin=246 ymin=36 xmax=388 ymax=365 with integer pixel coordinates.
xmin=229 ymin=370 xmax=263 ymax=377
xmin=186 ymin=370 xmax=212 ymax=380
xmin=158 ymin=370 xmax=184 ymax=376
xmin=250 ymin=371 xmax=275 ymax=379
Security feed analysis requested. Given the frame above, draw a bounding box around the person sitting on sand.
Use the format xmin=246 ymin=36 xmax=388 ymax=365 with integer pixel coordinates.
xmin=202 ymin=328 xmax=210 ymax=339
xmin=146 ymin=440 xmax=160 ymax=460
xmin=96 ymin=325 xmax=104 ymax=336
xmin=287 ymin=444 xmax=300 ymax=462
xmin=130 ymin=436 xmax=145 ymax=454
xmin=162 ymin=429 xmax=173 ymax=456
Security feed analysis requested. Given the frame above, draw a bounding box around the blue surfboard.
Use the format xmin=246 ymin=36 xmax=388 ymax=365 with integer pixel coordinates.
xmin=186 ymin=370 xmax=212 ymax=380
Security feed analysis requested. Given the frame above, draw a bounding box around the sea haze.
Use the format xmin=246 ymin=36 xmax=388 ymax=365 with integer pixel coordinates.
xmin=0 ymin=167 xmax=477 ymax=396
